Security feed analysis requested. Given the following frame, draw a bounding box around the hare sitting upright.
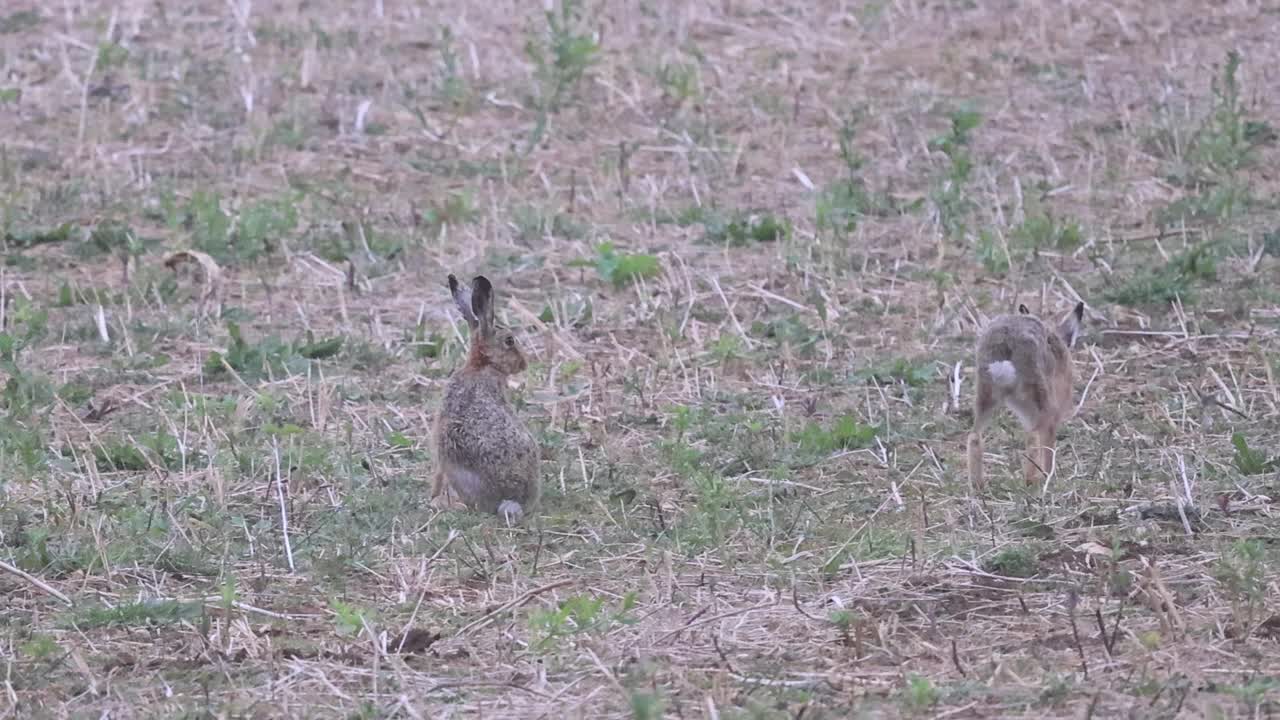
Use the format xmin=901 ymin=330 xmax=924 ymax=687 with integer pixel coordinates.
xmin=967 ymin=302 xmax=1085 ymax=489
xmin=433 ymin=274 xmax=540 ymax=524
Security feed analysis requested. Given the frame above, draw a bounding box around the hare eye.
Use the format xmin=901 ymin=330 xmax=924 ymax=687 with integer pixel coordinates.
xmin=504 ymin=336 xmax=515 ymax=347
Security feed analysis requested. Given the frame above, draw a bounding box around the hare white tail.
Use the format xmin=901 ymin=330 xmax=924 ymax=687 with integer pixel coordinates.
xmin=987 ymin=360 xmax=1018 ymax=387
xmin=497 ymin=500 xmax=524 ymax=525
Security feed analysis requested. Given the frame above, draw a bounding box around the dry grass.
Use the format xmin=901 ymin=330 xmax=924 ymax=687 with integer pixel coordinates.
xmin=1 ymin=0 xmax=1279 ymax=717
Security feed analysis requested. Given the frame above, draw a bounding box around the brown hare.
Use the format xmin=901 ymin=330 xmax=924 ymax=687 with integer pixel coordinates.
xmin=966 ymin=302 xmax=1085 ymax=489
xmin=432 ymin=274 xmax=540 ymax=524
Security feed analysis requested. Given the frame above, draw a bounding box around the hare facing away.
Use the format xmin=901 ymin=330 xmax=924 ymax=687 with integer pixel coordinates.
xmin=432 ymin=274 xmax=540 ymax=524
xmin=966 ymin=302 xmax=1085 ymax=489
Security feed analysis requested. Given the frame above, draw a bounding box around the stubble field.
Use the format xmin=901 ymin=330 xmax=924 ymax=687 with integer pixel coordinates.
xmin=1 ymin=1 xmax=1279 ymax=717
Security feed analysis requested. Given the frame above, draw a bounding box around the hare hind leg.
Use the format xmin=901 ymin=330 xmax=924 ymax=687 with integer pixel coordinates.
xmin=967 ymin=379 xmax=996 ymax=490
xmin=1022 ymin=425 xmax=1058 ymax=486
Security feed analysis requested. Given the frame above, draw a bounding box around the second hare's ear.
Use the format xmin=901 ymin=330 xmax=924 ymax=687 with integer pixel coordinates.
xmin=470 ymin=275 xmax=495 ymax=332
xmin=448 ymin=274 xmax=479 ymax=328
xmin=1018 ymin=304 xmax=1031 ymax=315
xmin=1058 ymin=302 xmax=1085 ymax=348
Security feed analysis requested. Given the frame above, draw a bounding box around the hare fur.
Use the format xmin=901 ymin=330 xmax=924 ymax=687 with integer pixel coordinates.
xmin=432 ymin=275 xmax=540 ymax=524
xmin=966 ymin=302 xmax=1084 ymax=489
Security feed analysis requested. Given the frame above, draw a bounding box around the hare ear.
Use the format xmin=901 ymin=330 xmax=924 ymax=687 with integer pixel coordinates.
xmin=470 ymin=275 xmax=495 ymax=331
xmin=448 ymin=274 xmax=478 ymax=328
xmin=1018 ymin=303 xmax=1031 ymax=315
xmin=1058 ymin=302 xmax=1084 ymax=348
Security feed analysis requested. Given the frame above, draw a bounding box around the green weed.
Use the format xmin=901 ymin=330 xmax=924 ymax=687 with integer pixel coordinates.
xmin=976 ymin=229 xmax=1010 ymax=274
xmin=656 ymin=61 xmax=700 ymax=104
xmin=1156 ymin=183 xmax=1244 ymax=229
xmin=856 ymin=357 xmax=934 ymax=387
xmin=93 ymin=431 xmax=192 ymax=472
xmin=902 ymin=674 xmax=939 ymax=711
xmin=572 ymin=242 xmax=662 ymax=288
xmin=1152 ymin=53 xmax=1272 ymax=232
xmin=751 ymin=315 xmax=819 ymax=355
xmin=511 ymin=204 xmax=585 ymax=242
xmin=1218 ymin=676 xmax=1278 ymax=715
xmin=702 ymin=210 xmax=790 ymax=246
xmin=525 ymin=0 xmax=599 ymax=113
xmin=0 ymin=10 xmax=42 ymax=34
xmin=434 ymin=27 xmax=470 ymax=109
xmin=1192 ymin=51 xmax=1256 ymax=175
xmin=19 ymin=633 xmax=60 ymax=661
xmin=4 ymin=222 xmax=75 ymax=248
xmin=1231 ymin=433 xmax=1277 ymax=476
xmin=95 ymin=42 xmax=129 ymax=70
xmin=67 ymin=600 xmax=204 ymax=630
xmin=330 ymin=599 xmax=374 ymax=637
xmin=629 ymin=689 xmax=665 ymax=720
xmin=791 ymin=416 xmax=880 ymax=456
xmin=985 ymin=545 xmax=1039 ymax=578
xmin=420 ymin=192 xmax=479 ymax=235
xmin=236 ymin=193 xmax=300 ymax=260
xmin=1216 ymin=539 xmax=1271 ymax=639
xmin=1104 ymin=243 xmax=1217 ymax=306
xmin=169 ymin=190 xmax=298 ymax=265
xmin=1011 ymin=207 xmax=1082 ymax=254
xmin=529 ymin=592 xmax=637 ymax=652
xmin=406 ymin=323 xmax=446 ymax=360
xmin=202 ymin=322 xmax=344 ymax=381
xmin=815 ymin=112 xmax=905 ymax=238
xmin=930 ymin=108 xmax=982 ymax=239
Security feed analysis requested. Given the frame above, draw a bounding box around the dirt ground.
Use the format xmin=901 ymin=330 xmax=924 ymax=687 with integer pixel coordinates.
xmin=1 ymin=0 xmax=1278 ymax=717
